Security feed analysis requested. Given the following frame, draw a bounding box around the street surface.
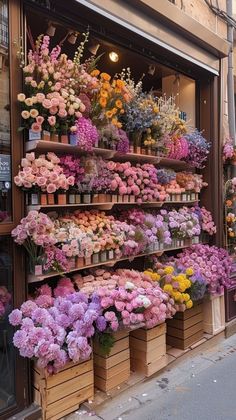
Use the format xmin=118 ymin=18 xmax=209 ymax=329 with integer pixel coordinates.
xmin=66 ymin=334 xmax=236 ymax=420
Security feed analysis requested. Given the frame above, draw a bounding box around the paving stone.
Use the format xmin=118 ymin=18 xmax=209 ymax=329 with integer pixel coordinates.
xmin=167 ymin=347 xmax=186 ymax=358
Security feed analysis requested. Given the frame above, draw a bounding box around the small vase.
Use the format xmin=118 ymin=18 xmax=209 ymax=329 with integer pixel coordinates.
xmin=100 ymin=251 xmax=107 ymax=262
xmin=129 ymin=195 xmax=135 ymax=203
xmin=159 ymin=242 xmax=164 ymax=250
xmin=129 ymin=144 xmax=134 ymax=153
xmin=108 ymin=249 xmax=114 ymax=260
xmin=92 ymin=253 xmax=100 ymax=264
xmin=141 ymin=148 xmax=146 ymax=155
xmin=75 ymin=194 xmax=81 ymax=204
xmin=105 ymin=194 xmax=111 ymax=203
xmin=123 ymin=195 xmax=129 ymax=203
xmin=181 ymin=193 xmax=187 ymax=202
xmin=85 ymin=256 xmax=92 ymax=266
xmin=83 ymin=194 xmax=91 ymax=204
xmin=68 ymin=193 xmax=76 ymax=204
xmin=69 ymin=257 xmax=76 ymax=269
xmin=92 ymin=194 xmax=100 ymax=203
xmin=60 ymin=134 xmax=69 ymax=144
xmin=112 ymin=195 xmax=118 ymax=203
xmin=191 ymin=192 xmax=196 ymax=201
xmin=118 ymin=195 xmax=123 ymax=203
xmin=29 ymin=193 xmax=39 ymax=206
xmin=40 ymin=193 xmax=47 ymax=206
xmin=47 ymin=194 xmax=55 ymax=205
xmin=98 ymin=193 xmax=107 ymax=203
xmin=176 ymin=194 xmax=181 ymax=202
xmin=51 ymin=133 xmax=59 ymax=142
xmin=76 ymin=257 xmax=84 ymax=268
xmin=41 ymin=130 xmax=50 ymax=141
xmin=136 ymin=146 xmax=141 ymax=154
xmin=34 ymin=265 xmax=43 ymax=276
xmin=70 ymin=134 xmax=77 ymax=146
xmin=154 ymin=241 xmax=160 ymax=251
xmin=147 ymin=147 xmax=152 ymax=155
xmin=57 ymin=193 xmax=67 ymax=205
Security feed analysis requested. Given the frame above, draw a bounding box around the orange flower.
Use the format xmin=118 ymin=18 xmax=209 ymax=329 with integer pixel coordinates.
xmin=229 ymin=232 xmax=235 ymax=238
xmin=226 ymin=200 xmax=233 ymax=207
xmin=111 ymin=107 xmax=117 ymax=114
xmin=102 ymin=82 xmax=111 ymax=90
xmin=106 ymin=110 xmax=113 ymax=118
xmin=116 ymin=79 xmax=125 ymax=89
xmin=99 ymin=97 xmax=107 ymax=108
xmin=91 ymin=69 xmax=100 ymax=77
xmin=120 ymin=109 xmax=125 ymax=114
xmin=124 ymin=93 xmax=130 ymax=102
xmin=100 ymin=72 xmax=111 ymax=81
xmin=115 ymin=99 xmax=123 ymax=109
xmin=100 ymin=89 xmax=108 ymax=98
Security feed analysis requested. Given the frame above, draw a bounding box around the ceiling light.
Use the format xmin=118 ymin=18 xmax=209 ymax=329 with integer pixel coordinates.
xmin=68 ymin=32 xmax=79 ymax=45
xmin=109 ymin=51 xmax=119 ymax=62
xmin=46 ymin=22 xmax=56 ymax=37
xmin=148 ymin=64 xmax=156 ymax=76
xmin=88 ymin=40 xmax=100 ymax=55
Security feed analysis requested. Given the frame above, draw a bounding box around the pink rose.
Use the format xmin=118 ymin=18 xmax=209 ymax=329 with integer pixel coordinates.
xmin=46 ymin=183 xmax=57 ymax=194
xmin=47 ymin=116 xmax=56 ymax=126
xmin=42 ymin=99 xmax=52 ymax=109
xmin=49 ymin=106 xmax=58 ymax=115
xmin=31 ymin=122 xmax=41 ymax=133
xmin=36 ymin=116 xmax=44 ymax=124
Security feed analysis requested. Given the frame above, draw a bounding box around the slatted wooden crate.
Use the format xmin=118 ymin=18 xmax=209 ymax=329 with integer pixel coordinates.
xmin=130 ymin=323 xmax=167 ymax=377
xmin=33 ymin=358 xmax=94 ymax=420
xmin=203 ymin=294 xmax=225 ymax=335
xmin=166 ymin=303 xmax=203 ymax=350
xmin=94 ymin=330 xmax=130 ymax=392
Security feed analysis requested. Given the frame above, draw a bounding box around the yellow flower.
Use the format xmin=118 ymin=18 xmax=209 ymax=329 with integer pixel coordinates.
xmin=153 ymin=106 xmax=159 ymax=113
xmin=21 ymin=110 xmax=30 ymax=119
xmin=186 ymin=267 xmax=194 ymax=276
xmin=178 ymin=282 xmax=186 ymax=292
xmin=173 ymin=291 xmax=182 ymax=301
xmin=91 ymin=69 xmax=100 ymax=77
xmin=120 ymin=108 xmax=125 ymax=114
xmin=143 ymin=270 xmax=152 ymax=277
xmin=102 ymin=82 xmax=110 ymax=90
xmin=116 ymin=79 xmax=125 ymax=89
xmin=100 ymin=89 xmax=108 ymax=98
xmin=25 ymin=98 xmax=33 ymax=107
xmin=186 ymin=300 xmax=193 ymax=309
xmin=115 ymin=99 xmax=123 ymax=109
xmin=163 ymin=284 xmax=173 ymax=293
xmin=184 ymin=279 xmax=191 ymax=289
xmin=183 ymin=293 xmax=190 ymax=302
xmin=115 ymin=88 xmax=121 ymax=94
xmin=100 ymin=72 xmax=111 ymax=81
xmin=164 ymin=266 xmax=174 ymax=275
xmin=111 ymin=107 xmax=117 ymax=115
xmin=30 ymin=109 xmax=39 ymax=118
xmin=17 ymin=93 xmax=26 ymax=102
xmin=99 ymin=97 xmax=107 ymax=108
xmin=105 ymin=110 xmax=113 ymax=119
xmin=151 ymin=273 xmax=161 ymax=281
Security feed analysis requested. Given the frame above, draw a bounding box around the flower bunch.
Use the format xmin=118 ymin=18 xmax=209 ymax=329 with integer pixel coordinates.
xmin=192 ymin=206 xmax=216 ymax=236
xmin=160 ymin=207 xmax=201 ymax=239
xmin=98 ymin=124 xmax=129 ymax=153
xmin=223 ymin=138 xmax=234 ymax=162
xmin=157 ymin=169 xmax=176 ymax=185
xmin=122 ymin=92 xmax=158 ymax=133
xmin=184 ymin=130 xmax=210 ymax=168
xmin=59 ymin=155 xmax=85 ymax=184
xmin=176 ymin=172 xmax=208 ymax=192
xmin=176 ymin=244 xmax=233 ymax=295
xmin=14 ymin=152 xmax=75 ymax=193
xmin=0 ymin=286 xmax=11 ymax=318
xmin=73 ymin=117 xmax=99 ymax=151
xmin=9 ymin=292 xmax=105 ymax=373
xmin=165 ymin=135 xmax=189 ymax=160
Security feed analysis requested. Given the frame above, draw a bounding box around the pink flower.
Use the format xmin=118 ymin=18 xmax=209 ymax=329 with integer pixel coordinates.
xmin=36 ymin=116 xmax=44 ymax=124
xmin=46 ymin=183 xmax=57 ymax=194
xmin=42 ymin=99 xmax=52 ymax=109
xmin=31 ymin=123 xmax=41 ymax=133
xmin=48 ymin=116 xmax=56 ymax=126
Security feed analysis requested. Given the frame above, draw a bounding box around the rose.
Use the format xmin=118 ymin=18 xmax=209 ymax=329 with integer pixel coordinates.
xmin=48 ymin=116 xmax=56 ymax=126
xmin=21 ymin=111 xmax=30 ymax=119
xmin=30 ymin=109 xmax=39 ymax=118
xmin=31 ymin=123 xmax=41 ymax=133
xmin=17 ymin=93 xmax=26 ymax=102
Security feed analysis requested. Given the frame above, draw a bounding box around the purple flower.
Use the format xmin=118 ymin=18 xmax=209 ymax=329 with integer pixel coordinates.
xmin=9 ymin=309 xmax=22 ymax=326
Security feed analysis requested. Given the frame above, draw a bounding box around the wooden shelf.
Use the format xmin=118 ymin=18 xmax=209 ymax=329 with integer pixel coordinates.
xmin=25 ymin=141 xmax=191 ymax=169
xmin=27 ymin=200 xmax=199 ymax=212
xmin=27 ymin=242 xmax=195 ymax=283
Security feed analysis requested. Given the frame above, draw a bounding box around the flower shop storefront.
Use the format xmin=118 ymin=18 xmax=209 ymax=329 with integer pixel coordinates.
xmin=0 ymin=0 xmax=230 ymax=419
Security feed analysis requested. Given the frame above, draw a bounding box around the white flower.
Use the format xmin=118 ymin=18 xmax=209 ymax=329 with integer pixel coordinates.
xmin=125 ymin=281 xmax=135 ymax=290
xmin=138 ymin=294 xmax=151 ymax=308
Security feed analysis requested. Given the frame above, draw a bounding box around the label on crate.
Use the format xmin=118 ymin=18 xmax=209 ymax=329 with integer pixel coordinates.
xmin=29 ymin=129 xmax=42 ymax=141
xmin=31 ymin=193 xmax=39 ymax=205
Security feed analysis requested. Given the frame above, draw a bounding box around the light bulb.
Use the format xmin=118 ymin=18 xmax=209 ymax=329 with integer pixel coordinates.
xmin=109 ymin=51 xmax=119 ymax=62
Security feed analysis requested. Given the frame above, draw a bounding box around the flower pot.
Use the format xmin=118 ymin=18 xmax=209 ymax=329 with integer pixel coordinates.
xmin=60 ymin=134 xmax=69 ymax=144
xmin=33 ymin=359 xmax=93 ymax=420
xmin=57 ymin=193 xmax=67 ymax=205
xmin=41 ymin=130 xmax=50 ymax=141
xmin=69 ymin=257 xmax=76 ymax=269
xmin=123 ymin=195 xmax=129 ymax=203
xmin=129 ymin=144 xmax=135 ymax=153
xmin=118 ymin=195 xmax=123 ymax=203
xmin=83 ymin=194 xmax=91 ymax=204
xmin=76 ymin=257 xmax=84 ymax=268
xmin=40 ymin=193 xmax=47 ymax=206
xmin=100 ymin=251 xmax=107 ymax=262
xmin=136 ymin=146 xmax=141 ymax=154
xmin=29 ymin=129 xmax=41 ymax=141
xmin=84 ymin=256 xmax=92 ymax=266
xmin=92 ymin=253 xmax=100 ymax=264
xmin=68 ymin=193 xmax=76 ymax=204
xmin=181 ymin=193 xmax=187 ymax=202
xmin=107 ymin=249 xmax=114 ymax=260
xmin=130 ymin=324 xmax=167 ymax=377
xmin=34 ymin=265 xmax=43 ymax=276
xmin=75 ymin=194 xmax=81 ymax=204
xmin=105 ymin=194 xmax=111 ymax=203
xmin=176 ymin=194 xmax=181 ymax=202
xmin=141 ymin=148 xmax=146 ymax=155
xmin=203 ymin=294 xmax=225 ymax=335
xmin=129 ymin=195 xmax=135 ymax=203
xmin=51 ymin=133 xmax=59 ymax=142
xmin=192 ymin=236 xmax=200 ymax=244
xmin=69 ymin=134 xmax=77 ymax=146
xmin=153 ymin=241 xmax=160 ymax=251
xmin=47 ymin=194 xmax=55 ymax=205
xmin=28 ymin=192 xmax=39 ymax=206
xmin=98 ymin=193 xmax=107 ymax=203
xmin=92 ymin=194 xmax=100 ymax=203
xmin=191 ymin=192 xmax=196 ymax=201
xmin=159 ymin=242 xmax=164 ymax=250
xmin=147 ymin=147 xmax=152 ymax=155
xmin=111 ymin=195 xmax=118 ymax=203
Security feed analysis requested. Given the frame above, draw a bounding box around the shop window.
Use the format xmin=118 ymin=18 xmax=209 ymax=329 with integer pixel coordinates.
xmin=0 ymin=236 xmax=15 ymax=413
xmin=0 ymin=0 xmax=12 ymax=224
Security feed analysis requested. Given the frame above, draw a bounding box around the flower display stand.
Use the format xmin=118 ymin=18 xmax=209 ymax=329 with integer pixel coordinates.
xmin=93 ymin=330 xmax=130 ymax=392
xmin=203 ymin=294 xmax=225 ymax=335
xmin=33 ymin=359 xmax=94 ymax=420
xmin=166 ymin=302 xmax=203 ymax=350
xmin=129 ymin=323 xmax=167 ymax=377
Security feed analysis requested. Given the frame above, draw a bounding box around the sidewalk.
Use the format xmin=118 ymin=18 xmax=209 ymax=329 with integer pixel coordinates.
xmin=65 ymin=333 xmax=236 ymax=420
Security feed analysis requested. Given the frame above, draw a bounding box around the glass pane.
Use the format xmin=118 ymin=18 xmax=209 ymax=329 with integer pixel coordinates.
xmin=0 ymin=236 xmax=15 ymax=413
xmin=0 ymin=0 xmax=12 ymax=223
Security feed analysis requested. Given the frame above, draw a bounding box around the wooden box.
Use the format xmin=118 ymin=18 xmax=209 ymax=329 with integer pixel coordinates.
xmin=203 ymin=294 xmax=225 ymax=335
xmin=94 ymin=330 xmax=130 ymax=392
xmin=166 ymin=303 xmax=203 ymax=350
xmin=33 ymin=359 xmax=94 ymax=420
xmin=225 ymin=283 xmax=236 ymax=322
xmin=129 ymin=323 xmax=167 ymax=377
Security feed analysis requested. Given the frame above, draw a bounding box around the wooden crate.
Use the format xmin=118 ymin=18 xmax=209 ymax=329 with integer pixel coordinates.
xmin=203 ymin=294 xmax=225 ymax=335
xmin=166 ymin=303 xmax=203 ymax=350
xmin=94 ymin=330 xmax=130 ymax=392
xmin=130 ymin=323 xmax=167 ymax=377
xmin=33 ymin=359 xmax=94 ymax=420
xmin=225 ymin=284 xmax=236 ymax=322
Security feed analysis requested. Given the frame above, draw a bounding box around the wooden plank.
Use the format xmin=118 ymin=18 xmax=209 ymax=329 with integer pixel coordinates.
xmin=130 ymin=323 xmax=166 ymax=341
xmin=34 ymin=358 xmax=92 ymax=376
xmin=46 ymin=371 xmax=93 ymax=405
xmin=48 ymin=403 xmax=80 ymax=420
xmin=113 ymin=330 xmax=129 ymax=341
xmin=171 ymin=304 xmax=202 ymax=321
xmin=45 ymin=385 xmax=94 ymax=419
xmin=167 ymin=312 xmax=203 ymax=330
xmin=131 ymin=354 xmax=167 ymax=377
xmin=166 ymin=330 xmax=203 ymax=350
xmin=167 ymin=321 xmax=203 ymax=340
xmin=130 ymin=334 xmax=165 ymax=353
xmin=33 ymin=387 xmax=41 ymax=406
xmin=94 ymin=349 xmax=130 ymax=369
xmin=95 ymin=368 xmax=130 ymax=392
xmin=45 ymin=359 xmax=93 ymax=389
xmin=94 ymin=359 xmax=130 ymax=380
xmin=94 ymin=337 xmax=129 ymax=357
xmin=130 ymin=342 xmax=166 ymax=364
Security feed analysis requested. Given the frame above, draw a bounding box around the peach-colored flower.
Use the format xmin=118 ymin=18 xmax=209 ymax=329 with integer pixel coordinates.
xmin=25 ymin=77 xmax=33 ymax=84
xmin=58 ymin=109 xmax=67 ymax=118
xmin=49 ymin=106 xmax=58 ymax=115
xmin=75 ymin=111 xmax=82 ymax=118
xmin=47 ymin=116 xmax=56 ymax=126
xmin=31 ymin=122 xmax=41 ymax=133
xmin=31 ymin=80 xmax=37 ymax=88
xmin=68 ymin=107 xmax=75 ymax=116
xmin=51 ymin=98 xmax=60 ymax=107
xmin=21 ymin=110 xmax=30 ymax=119
xmin=25 ymin=98 xmax=33 ymax=106
xmin=36 ymin=93 xmax=45 ymax=103
xmin=37 ymin=177 xmax=47 ymax=187
xmin=70 ymin=126 xmax=77 ymax=133
xmin=30 ymin=109 xmax=39 ymax=118
xmin=79 ymin=103 xmax=86 ymax=113
xmin=42 ymin=99 xmax=52 ymax=109
xmin=26 ymin=152 xmax=35 ymax=162
xmin=17 ymin=93 xmax=26 ymax=102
